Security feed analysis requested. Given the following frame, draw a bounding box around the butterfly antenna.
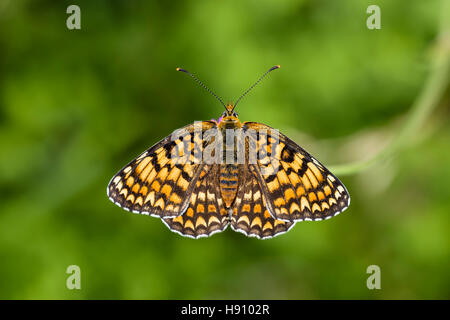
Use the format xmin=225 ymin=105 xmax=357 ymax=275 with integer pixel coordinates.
xmin=176 ymin=68 xmax=226 ymax=109
xmin=234 ymin=65 xmax=280 ymax=110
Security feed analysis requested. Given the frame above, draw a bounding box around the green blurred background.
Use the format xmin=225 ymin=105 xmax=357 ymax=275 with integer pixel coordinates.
xmin=0 ymin=0 xmax=448 ymax=299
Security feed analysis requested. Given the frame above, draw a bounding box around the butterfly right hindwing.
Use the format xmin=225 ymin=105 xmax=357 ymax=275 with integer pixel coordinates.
xmin=231 ymin=166 xmax=295 ymax=239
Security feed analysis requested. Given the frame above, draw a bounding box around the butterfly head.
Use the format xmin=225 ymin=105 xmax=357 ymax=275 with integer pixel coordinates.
xmin=224 ymin=103 xmax=238 ymax=117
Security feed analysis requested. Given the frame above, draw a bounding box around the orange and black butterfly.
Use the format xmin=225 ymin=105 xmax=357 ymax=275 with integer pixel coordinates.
xmin=107 ymin=66 xmax=350 ymax=239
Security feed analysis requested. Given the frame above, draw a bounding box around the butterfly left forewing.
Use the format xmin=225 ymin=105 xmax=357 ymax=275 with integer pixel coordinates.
xmin=107 ymin=121 xmax=217 ymax=218
xmin=244 ymin=122 xmax=350 ymax=222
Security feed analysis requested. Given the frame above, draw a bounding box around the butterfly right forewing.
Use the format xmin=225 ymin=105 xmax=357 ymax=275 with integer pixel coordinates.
xmin=244 ymin=122 xmax=350 ymax=222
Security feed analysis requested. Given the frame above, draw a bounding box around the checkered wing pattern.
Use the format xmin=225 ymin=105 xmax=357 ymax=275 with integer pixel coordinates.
xmin=107 ymin=121 xmax=217 ymax=218
xmin=231 ymin=167 xmax=295 ymax=239
xmin=244 ymin=122 xmax=350 ymax=222
xmin=162 ymin=165 xmax=229 ymax=238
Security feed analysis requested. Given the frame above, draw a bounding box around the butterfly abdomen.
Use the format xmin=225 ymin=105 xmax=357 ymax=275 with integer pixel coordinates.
xmin=219 ymin=164 xmax=240 ymax=208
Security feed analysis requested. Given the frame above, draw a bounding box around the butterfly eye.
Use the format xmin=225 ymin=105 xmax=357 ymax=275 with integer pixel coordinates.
xmin=222 ymin=111 xmax=227 ymax=117
xmin=233 ymin=112 xmax=238 ymax=117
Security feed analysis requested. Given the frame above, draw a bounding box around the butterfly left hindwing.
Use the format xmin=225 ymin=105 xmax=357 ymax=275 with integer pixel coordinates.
xmin=162 ymin=165 xmax=229 ymax=238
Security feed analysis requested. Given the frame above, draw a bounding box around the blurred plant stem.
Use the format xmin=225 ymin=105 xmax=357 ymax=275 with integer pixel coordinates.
xmin=331 ymin=4 xmax=450 ymax=176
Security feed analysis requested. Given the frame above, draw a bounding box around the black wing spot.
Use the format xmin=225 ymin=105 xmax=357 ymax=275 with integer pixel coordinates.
xmin=281 ymin=145 xmax=295 ymax=162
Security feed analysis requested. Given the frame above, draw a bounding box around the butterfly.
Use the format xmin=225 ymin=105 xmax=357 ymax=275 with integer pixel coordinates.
xmin=107 ymin=66 xmax=350 ymax=239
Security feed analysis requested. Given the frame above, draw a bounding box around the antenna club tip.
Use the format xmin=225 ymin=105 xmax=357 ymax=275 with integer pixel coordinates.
xmin=269 ymin=65 xmax=281 ymax=72
xmin=176 ymin=67 xmax=190 ymax=73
